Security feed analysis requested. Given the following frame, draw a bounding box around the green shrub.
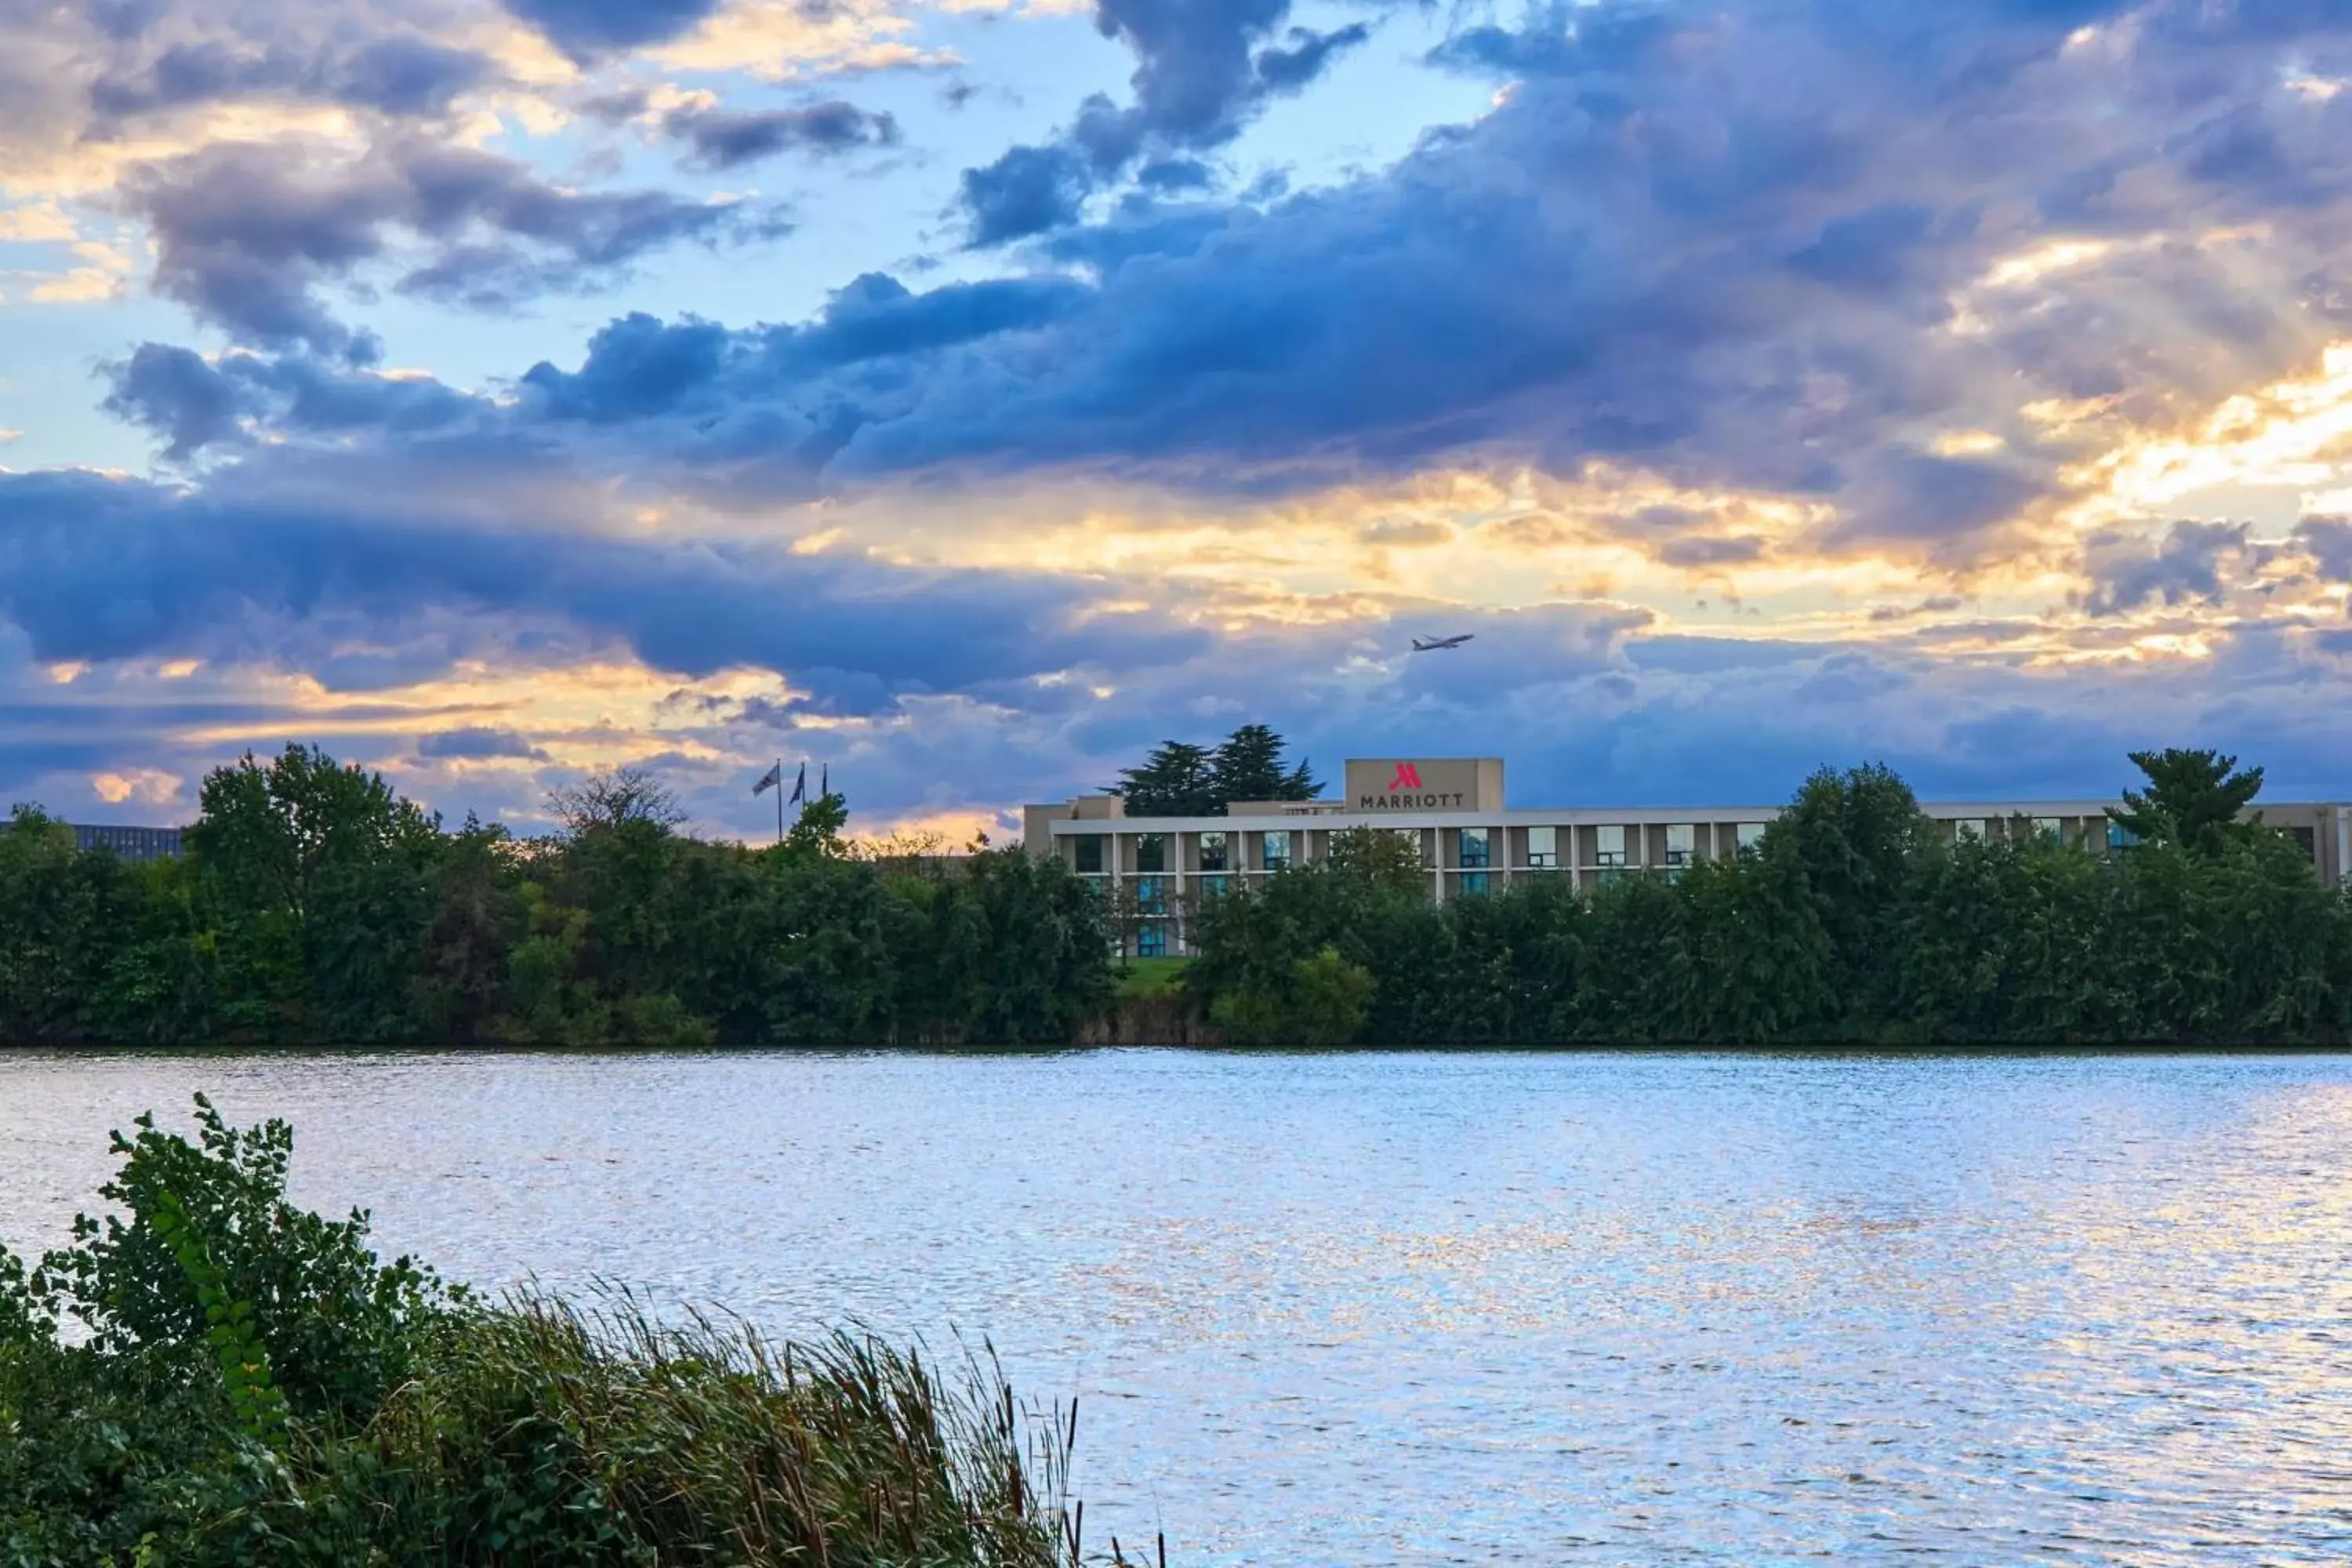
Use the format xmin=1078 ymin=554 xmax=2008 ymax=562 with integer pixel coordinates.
xmin=0 ymin=1098 xmax=1092 ymax=1567
xmin=1210 ymin=945 xmax=1375 ymax=1046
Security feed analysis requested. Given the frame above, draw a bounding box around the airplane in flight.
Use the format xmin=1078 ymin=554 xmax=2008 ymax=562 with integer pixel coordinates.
xmin=1410 ymin=633 xmax=1475 ymax=652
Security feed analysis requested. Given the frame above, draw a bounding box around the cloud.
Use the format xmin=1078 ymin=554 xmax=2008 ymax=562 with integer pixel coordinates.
xmin=123 ymin=134 xmax=764 ymax=354
xmin=0 ymin=466 xmax=1207 ymax=693
xmin=416 ymin=725 xmax=550 ymax=760
xmin=958 ymin=143 xmax=1095 ymax=245
xmin=2076 ymin=519 xmax=2252 ymax=615
xmin=101 ymin=343 xmax=252 ymax=459
xmin=23 ymin=0 xmax=2352 ymax=837
xmin=664 ymin=100 xmax=901 ymax=169
xmin=87 ymin=34 xmax=498 ymax=123
xmin=1252 ymin=23 xmax=1370 ymax=92
xmin=503 ymin=0 xmax=729 ymax=59
xmin=301 ymin=0 xmax=2328 ymax=573
xmin=102 ymin=340 xmax=485 ymax=459
xmin=955 ymin=0 xmax=1375 ymax=241
xmin=2296 ymin=515 xmax=2352 ymax=581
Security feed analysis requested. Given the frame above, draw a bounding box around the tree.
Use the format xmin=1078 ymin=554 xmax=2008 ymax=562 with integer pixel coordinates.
xmin=1207 ymin=724 xmax=1319 ymax=807
xmin=548 ymin=767 xmax=684 ymax=837
xmin=185 ymin=746 xmax=442 ymax=1042
xmin=781 ymin=791 xmax=851 ymax=860
xmin=1112 ymin=725 xmax=1319 ymax=816
xmin=189 ymin=746 xmax=438 ymax=925
xmin=1765 ymin=762 xmax=1931 ymax=1035
xmin=0 ymin=806 xmax=137 ymax=1044
xmin=415 ymin=815 xmax=525 ymax=1044
xmin=1324 ymin=825 xmax=1428 ymax=897
xmin=2109 ymin=747 xmax=2265 ymax=856
xmin=1112 ymin=741 xmax=1218 ymax=816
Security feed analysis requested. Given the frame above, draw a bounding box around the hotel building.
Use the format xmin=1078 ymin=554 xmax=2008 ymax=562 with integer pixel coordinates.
xmin=1023 ymin=757 xmax=2352 ymax=957
xmin=71 ymin=823 xmax=185 ymax=862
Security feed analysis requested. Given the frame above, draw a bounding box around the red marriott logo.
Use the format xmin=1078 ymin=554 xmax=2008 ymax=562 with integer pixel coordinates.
xmin=1387 ymin=762 xmax=1423 ymax=792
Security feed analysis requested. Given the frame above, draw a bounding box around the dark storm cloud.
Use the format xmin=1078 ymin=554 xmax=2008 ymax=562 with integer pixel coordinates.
xmin=102 ymin=341 xmax=483 ymax=459
xmin=1253 ymin=24 xmax=1370 ymax=91
xmin=87 ymin=34 xmax=495 ymax=122
xmin=519 ymin=272 xmax=1091 ymax=423
xmin=122 ymin=136 xmax=759 ymax=354
xmin=958 ymin=143 xmax=1096 ymax=246
xmin=500 ymin=0 xmax=726 ymax=58
xmin=664 ymin=101 xmax=902 ymax=169
xmin=0 ymin=468 xmax=1206 ymax=690
xmin=2077 ymin=520 xmax=2252 ymax=615
xmin=102 ymin=343 xmax=249 ymax=461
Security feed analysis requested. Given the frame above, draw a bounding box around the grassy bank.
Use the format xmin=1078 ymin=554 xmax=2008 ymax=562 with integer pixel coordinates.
xmin=0 ymin=1098 xmax=1134 ymax=1566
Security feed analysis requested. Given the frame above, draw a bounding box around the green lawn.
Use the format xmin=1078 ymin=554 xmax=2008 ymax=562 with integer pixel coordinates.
xmin=1114 ymin=956 xmax=1192 ymax=1000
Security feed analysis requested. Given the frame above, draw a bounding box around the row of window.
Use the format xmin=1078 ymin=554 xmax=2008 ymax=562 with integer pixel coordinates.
xmin=1109 ymin=818 xmax=2297 ymax=895
xmin=1083 ymin=818 xmax=2225 ymax=872
xmin=1075 ymin=822 xmax=1774 ymax=873
xmin=1076 ymin=829 xmax=1293 ymax=875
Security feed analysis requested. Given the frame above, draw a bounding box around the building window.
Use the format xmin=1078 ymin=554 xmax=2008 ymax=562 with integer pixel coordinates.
xmin=1954 ymin=818 xmax=1987 ymax=843
xmin=1262 ymin=829 xmax=1292 ymax=871
xmin=2292 ymin=826 xmax=2318 ymax=863
xmin=1074 ymin=836 xmax=1105 ymax=875
xmin=1664 ymin=824 xmax=1694 ymax=868
xmin=1457 ymin=871 xmax=1490 ymax=896
xmin=1595 ymin=824 xmax=1627 ymax=868
xmin=1134 ymin=876 xmax=1167 ymax=914
xmin=1136 ymin=833 xmax=1168 ymax=874
xmin=1735 ymin=821 xmax=1767 ymax=855
xmin=1392 ymin=828 xmax=1424 ymax=864
xmin=2031 ymin=816 xmax=2063 ymax=843
xmin=2107 ymin=821 xmax=2140 ymax=852
xmin=1526 ymin=825 xmax=1558 ymax=869
xmin=1137 ymin=924 xmax=1167 ymax=958
xmin=1197 ymin=873 xmax=1231 ymax=898
xmin=1199 ymin=831 xmax=1228 ymax=873
xmin=1457 ymin=827 xmax=1490 ymax=869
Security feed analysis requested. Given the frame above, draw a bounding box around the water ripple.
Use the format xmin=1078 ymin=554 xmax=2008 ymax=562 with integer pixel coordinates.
xmin=2 ymin=1050 xmax=2348 ymax=1564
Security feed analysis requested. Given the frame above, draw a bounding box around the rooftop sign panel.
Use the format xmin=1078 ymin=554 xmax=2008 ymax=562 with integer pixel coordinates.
xmin=1341 ymin=757 xmax=1505 ymax=813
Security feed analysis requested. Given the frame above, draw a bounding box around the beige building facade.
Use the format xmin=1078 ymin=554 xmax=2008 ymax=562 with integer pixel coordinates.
xmin=1022 ymin=756 xmax=2352 ymax=957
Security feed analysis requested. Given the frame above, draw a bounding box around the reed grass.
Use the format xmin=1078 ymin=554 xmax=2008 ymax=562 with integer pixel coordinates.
xmin=372 ymin=1292 xmax=1076 ymax=1566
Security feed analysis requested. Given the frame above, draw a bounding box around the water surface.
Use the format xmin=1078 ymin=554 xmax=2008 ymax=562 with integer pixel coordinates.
xmin=3 ymin=1050 xmax=2348 ymax=1564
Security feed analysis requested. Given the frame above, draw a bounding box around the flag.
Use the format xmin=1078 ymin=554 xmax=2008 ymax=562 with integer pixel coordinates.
xmin=789 ymin=762 xmax=807 ymax=805
xmin=753 ymin=761 xmax=782 ymax=797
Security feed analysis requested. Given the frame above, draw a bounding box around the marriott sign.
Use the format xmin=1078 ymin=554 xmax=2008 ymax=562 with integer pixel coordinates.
xmin=1341 ymin=757 xmax=1506 ymax=813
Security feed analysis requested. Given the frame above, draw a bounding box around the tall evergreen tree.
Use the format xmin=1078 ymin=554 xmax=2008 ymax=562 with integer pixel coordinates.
xmin=1207 ymin=724 xmax=1319 ymax=806
xmin=2109 ymin=748 xmax=2265 ymax=855
xmin=1114 ymin=726 xmax=1318 ymax=816
xmin=1111 ymin=741 xmax=1218 ymax=816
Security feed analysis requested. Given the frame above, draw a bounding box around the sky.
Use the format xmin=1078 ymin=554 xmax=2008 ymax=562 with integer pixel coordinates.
xmin=7 ymin=0 xmax=2352 ymax=843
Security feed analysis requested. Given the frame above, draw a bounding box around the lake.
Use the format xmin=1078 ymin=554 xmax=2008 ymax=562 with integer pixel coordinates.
xmin=2 ymin=1050 xmax=2348 ymax=1564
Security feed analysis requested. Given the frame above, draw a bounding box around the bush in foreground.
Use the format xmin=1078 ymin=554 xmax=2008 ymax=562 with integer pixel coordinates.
xmin=0 ymin=1098 xmax=1098 ymax=1566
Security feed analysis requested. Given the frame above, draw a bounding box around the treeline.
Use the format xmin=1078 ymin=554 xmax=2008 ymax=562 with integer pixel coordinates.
xmin=0 ymin=746 xmax=1112 ymax=1047
xmin=9 ymin=741 xmax=2348 ymax=1048
xmin=1182 ymin=752 xmax=2352 ymax=1046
